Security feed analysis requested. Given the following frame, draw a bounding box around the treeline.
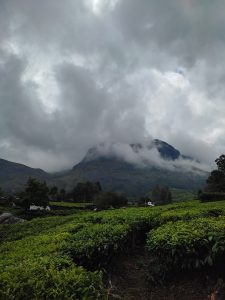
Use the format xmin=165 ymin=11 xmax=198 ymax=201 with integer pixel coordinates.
xmin=138 ymin=186 xmax=172 ymax=206
xmin=0 ymin=178 xmax=128 ymax=210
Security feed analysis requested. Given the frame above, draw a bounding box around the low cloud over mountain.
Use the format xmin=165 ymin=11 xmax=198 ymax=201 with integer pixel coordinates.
xmin=82 ymin=140 xmax=210 ymax=174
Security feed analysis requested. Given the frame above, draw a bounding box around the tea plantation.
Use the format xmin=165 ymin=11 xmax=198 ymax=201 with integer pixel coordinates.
xmin=1 ymin=200 xmax=225 ymax=299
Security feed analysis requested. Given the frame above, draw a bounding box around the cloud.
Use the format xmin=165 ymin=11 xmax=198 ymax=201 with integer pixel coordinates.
xmin=0 ymin=0 xmax=225 ymax=171
xmin=85 ymin=141 xmax=210 ymax=174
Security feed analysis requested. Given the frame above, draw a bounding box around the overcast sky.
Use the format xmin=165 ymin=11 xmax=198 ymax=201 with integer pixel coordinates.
xmin=0 ymin=0 xmax=225 ymax=171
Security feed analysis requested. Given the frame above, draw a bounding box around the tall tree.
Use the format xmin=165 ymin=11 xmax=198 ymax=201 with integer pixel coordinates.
xmin=71 ymin=181 xmax=102 ymax=202
xmin=19 ymin=178 xmax=49 ymax=209
xmin=206 ymin=155 xmax=225 ymax=192
xmin=215 ymin=154 xmax=225 ymax=173
xmin=94 ymin=192 xmax=127 ymax=209
xmin=0 ymin=186 xmax=3 ymax=197
xmin=151 ymin=186 xmax=172 ymax=205
xmin=49 ymin=186 xmax=58 ymax=201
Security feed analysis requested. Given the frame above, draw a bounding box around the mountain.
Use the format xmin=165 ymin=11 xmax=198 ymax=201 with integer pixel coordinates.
xmin=58 ymin=140 xmax=208 ymax=196
xmin=82 ymin=139 xmax=181 ymax=162
xmin=0 ymin=139 xmax=208 ymax=196
xmin=0 ymin=158 xmax=50 ymax=193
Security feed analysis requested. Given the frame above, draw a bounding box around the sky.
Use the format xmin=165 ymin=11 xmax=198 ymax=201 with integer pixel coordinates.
xmin=0 ymin=0 xmax=225 ymax=172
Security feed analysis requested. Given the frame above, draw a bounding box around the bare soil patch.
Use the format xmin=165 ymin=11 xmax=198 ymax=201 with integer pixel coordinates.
xmin=107 ymin=247 xmax=225 ymax=300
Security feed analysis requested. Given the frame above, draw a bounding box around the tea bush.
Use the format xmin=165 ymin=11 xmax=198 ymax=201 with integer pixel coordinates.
xmin=146 ymin=217 xmax=225 ymax=271
xmin=2 ymin=200 xmax=225 ymax=298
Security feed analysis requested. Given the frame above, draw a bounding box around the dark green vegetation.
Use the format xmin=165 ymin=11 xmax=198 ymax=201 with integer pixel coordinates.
xmin=50 ymin=201 xmax=93 ymax=209
xmin=199 ymin=154 xmax=225 ymax=202
xmin=70 ymin=181 xmax=102 ymax=202
xmin=94 ymin=192 xmax=128 ymax=209
xmin=151 ymin=186 xmax=172 ymax=205
xmin=17 ymin=178 xmax=49 ymax=209
xmin=2 ymin=199 xmax=225 ymax=299
xmin=69 ymin=159 xmax=206 ymax=196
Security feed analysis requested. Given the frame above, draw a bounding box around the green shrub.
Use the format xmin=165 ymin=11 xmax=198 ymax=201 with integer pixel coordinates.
xmin=68 ymin=223 xmax=131 ymax=268
xmin=0 ymin=260 xmax=104 ymax=300
xmin=146 ymin=217 xmax=225 ymax=272
xmin=199 ymin=192 xmax=225 ymax=202
xmin=0 ymin=224 xmax=105 ymax=299
xmin=2 ymin=200 xmax=225 ymax=298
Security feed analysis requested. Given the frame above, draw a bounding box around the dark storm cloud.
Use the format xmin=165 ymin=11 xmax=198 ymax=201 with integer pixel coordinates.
xmin=0 ymin=0 xmax=225 ymax=171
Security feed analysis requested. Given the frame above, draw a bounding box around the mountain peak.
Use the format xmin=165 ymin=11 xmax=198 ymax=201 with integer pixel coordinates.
xmin=152 ymin=139 xmax=181 ymax=160
xmin=80 ymin=139 xmax=181 ymax=164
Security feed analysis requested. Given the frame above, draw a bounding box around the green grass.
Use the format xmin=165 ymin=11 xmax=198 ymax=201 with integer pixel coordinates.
xmin=170 ymin=188 xmax=196 ymax=202
xmin=50 ymin=201 xmax=93 ymax=208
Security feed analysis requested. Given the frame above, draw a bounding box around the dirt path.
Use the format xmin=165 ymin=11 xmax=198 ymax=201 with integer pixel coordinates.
xmin=107 ymin=247 xmax=222 ymax=300
xmin=107 ymin=247 xmax=152 ymax=300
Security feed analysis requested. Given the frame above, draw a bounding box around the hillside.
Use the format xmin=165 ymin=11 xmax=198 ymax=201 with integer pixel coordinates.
xmin=58 ymin=140 xmax=208 ymax=195
xmin=0 ymin=139 xmax=208 ymax=195
xmin=0 ymin=158 xmax=50 ymax=193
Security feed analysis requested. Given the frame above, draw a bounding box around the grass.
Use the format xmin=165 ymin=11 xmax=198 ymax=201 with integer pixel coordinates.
xmin=50 ymin=201 xmax=93 ymax=208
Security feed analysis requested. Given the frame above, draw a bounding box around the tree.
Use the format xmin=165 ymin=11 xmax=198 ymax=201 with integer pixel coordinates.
xmin=138 ymin=196 xmax=148 ymax=206
xmin=215 ymin=155 xmax=225 ymax=173
xmin=71 ymin=181 xmax=102 ymax=202
xmin=58 ymin=188 xmax=66 ymax=201
xmin=49 ymin=186 xmax=58 ymax=201
xmin=151 ymin=186 xmax=172 ymax=205
xmin=94 ymin=192 xmax=128 ymax=209
xmin=206 ymin=170 xmax=225 ymax=192
xmin=205 ymin=155 xmax=225 ymax=192
xmin=18 ymin=178 xmax=49 ymax=210
xmin=0 ymin=186 xmax=3 ymax=197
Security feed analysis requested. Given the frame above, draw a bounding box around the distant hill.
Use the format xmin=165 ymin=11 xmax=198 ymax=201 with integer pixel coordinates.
xmin=0 ymin=158 xmax=50 ymax=193
xmin=0 ymin=139 xmax=208 ymax=196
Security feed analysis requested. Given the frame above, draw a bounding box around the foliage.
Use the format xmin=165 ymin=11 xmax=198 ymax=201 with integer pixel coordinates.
xmin=137 ymin=196 xmax=149 ymax=206
xmin=206 ymin=170 xmax=225 ymax=192
xmin=68 ymin=223 xmax=131 ymax=268
xmin=0 ymin=186 xmax=3 ymax=197
xmin=17 ymin=177 xmax=49 ymax=209
xmin=170 ymin=188 xmax=195 ymax=202
xmin=49 ymin=186 xmax=58 ymax=201
xmin=70 ymin=181 xmax=102 ymax=202
xmin=146 ymin=217 xmax=225 ymax=274
xmin=50 ymin=201 xmax=93 ymax=209
xmin=151 ymin=186 xmax=172 ymax=205
xmin=216 ymin=154 xmax=225 ymax=173
xmin=0 ymin=231 xmax=105 ymax=299
xmin=206 ymin=154 xmax=225 ymax=192
xmin=199 ymin=192 xmax=225 ymax=202
xmin=2 ymin=200 xmax=225 ymax=298
xmin=94 ymin=192 xmax=128 ymax=209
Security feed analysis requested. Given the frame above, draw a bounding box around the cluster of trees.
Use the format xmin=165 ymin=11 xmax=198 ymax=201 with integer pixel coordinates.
xmin=151 ymin=186 xmax=172 ymax=205
xmin=1 ymin=178 xmax=173 ymax=209
xmin=11 ymin=178 xmax=127 ymax=210
xmin=70 ymin=182 xmax=102 ymax=202
xmin=94 ymin=192 xmax=127 ymax=209
xmin=138 ymin=186 xmax=172 ymax=206
xmin=16 ymin=178 xmax=49 ymax=209
xmin=48 ymin=181 xmax=102 ymax=203
xmin=199 ymin=154 xmax=225 ymax=202
xmin=206 ymin=154 xmax=225 ymax=192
